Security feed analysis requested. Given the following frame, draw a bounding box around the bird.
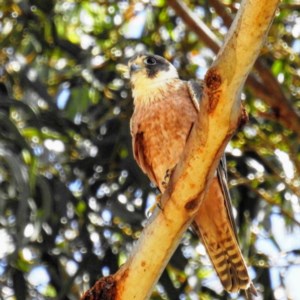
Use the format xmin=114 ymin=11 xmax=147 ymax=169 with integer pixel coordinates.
xmin=128 ymin=53 xmax=257 ymax=297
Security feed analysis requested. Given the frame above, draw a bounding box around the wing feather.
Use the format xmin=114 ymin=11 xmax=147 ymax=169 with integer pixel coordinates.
xmin=217 ymin=155 xmax=239 ymax=240
xmin=187 ymin=79 xmax=203 ymax=112
xmin=131 ymin=122 xmax=158 ymax=187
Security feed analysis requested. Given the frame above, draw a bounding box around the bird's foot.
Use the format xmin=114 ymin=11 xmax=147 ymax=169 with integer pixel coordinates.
xmin=146 ymin=194 xmax=162 ymax=217
xmin=161 ymin=169 xmax=172 ymax=189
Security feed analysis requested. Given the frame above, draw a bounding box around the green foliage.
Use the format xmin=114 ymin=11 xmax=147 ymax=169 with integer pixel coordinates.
xmin=0 ymin=1 xmax=300 ymax=299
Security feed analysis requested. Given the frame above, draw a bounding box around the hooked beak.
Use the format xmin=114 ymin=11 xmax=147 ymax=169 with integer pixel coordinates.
xmin=129 ymin=63 xmax=142 ymax=74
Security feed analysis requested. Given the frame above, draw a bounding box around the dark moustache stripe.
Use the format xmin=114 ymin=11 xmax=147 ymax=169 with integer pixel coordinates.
xmin=146 ymin=63 xmax=170 ymax=78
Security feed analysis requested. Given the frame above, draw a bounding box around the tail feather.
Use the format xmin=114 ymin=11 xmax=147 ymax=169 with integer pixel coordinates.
xmin=199 ymin=224 xmax=250 ymax=292
xmin=192 ymin=175 xmax=255 ymax=294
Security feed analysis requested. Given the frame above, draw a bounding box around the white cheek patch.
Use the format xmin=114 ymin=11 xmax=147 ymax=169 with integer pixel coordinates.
xmin=131 ymin=65 xmax=179 ymax=103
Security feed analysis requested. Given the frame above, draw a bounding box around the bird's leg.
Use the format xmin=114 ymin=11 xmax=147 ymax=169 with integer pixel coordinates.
xmin=155 ymin=194 xmax=162 ymax=210
xmin=146 ymin=169 xmax=173 ymax=217
xmin=146 ymin=193 xmax=162 ymax=217
xmin=161 ymin=168 xmax=172 ymax=189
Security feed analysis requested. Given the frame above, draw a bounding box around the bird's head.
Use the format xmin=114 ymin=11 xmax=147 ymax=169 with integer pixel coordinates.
xmin=128 ymin=53 xmax=179 ymax=102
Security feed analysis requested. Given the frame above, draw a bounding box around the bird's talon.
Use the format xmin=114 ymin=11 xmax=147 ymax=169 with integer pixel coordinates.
xmin=161 ymin=169 xmax=173 ymax=189
xmin=156 ymin=194 xmax=162 ymax=209
xmin=146 ymin=194 xmax=162 ymax=217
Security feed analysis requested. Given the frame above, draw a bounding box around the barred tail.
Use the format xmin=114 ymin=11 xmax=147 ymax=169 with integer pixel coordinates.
xmin=193 ymin=176 xmax=256 ymax=295
xmin=196 ymin=221 xmax=250 ymax=292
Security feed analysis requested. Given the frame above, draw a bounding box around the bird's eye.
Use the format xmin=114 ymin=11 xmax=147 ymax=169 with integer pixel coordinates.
xmin=144 ymin=57 xmax=157 ymax=65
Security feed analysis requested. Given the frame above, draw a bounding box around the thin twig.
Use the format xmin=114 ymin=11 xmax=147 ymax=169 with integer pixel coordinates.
xmin=230 ymin=172 xmax=300 ymax=227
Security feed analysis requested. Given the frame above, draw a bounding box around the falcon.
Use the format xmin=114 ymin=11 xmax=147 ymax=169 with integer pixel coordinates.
xmin=129 ymin=53 xmax=256 ymax=296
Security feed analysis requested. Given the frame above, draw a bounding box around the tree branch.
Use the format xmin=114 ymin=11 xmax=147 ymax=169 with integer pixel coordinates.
xmin=81 ymin=0 xmax=279 ymax=299
xmin=168 ymin=0 xmax=300 ymax=136
xmin=167 ymin=0 xmax=220 ymax=52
